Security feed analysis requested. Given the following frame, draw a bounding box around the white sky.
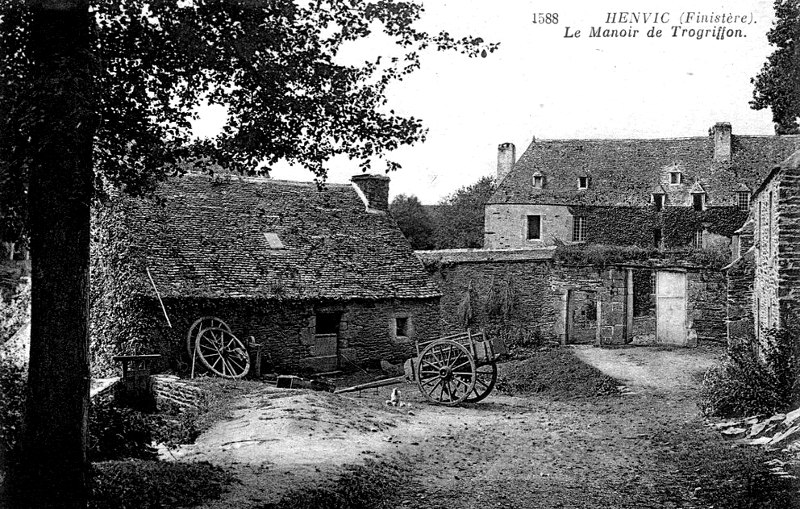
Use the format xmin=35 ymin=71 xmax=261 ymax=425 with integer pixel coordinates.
xmin=194 ymin=0 xmax=779 ymax=204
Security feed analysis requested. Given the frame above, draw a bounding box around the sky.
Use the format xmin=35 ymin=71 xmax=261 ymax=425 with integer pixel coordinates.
xmin=194 ymin=0 xmax=780 ymax=204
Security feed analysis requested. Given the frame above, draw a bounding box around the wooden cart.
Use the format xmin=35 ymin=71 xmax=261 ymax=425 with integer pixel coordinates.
xmin=402 ymin=329 xmax=506 ymax=406
xmin=336 ymin=329 xmax=506 ymax=405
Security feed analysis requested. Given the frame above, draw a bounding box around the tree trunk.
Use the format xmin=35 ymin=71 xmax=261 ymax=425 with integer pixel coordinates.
xmin=16 ymin=1 xmax=95 ymax=507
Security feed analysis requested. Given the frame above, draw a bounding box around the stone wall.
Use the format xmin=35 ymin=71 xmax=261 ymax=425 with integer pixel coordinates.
xmin=687 ymin=269 xmax=728 ymax=344
xmin=0 ymin=260 xmax=30 ymax=299
xmin=423 ymin=252 xmax=727 ymax=347
xmin=754 ymin=174 xmax=781 ymax=350
xmin=727 ymin=250 xmax=755 ymax=349
xmin=484 ymin=204 xmax=572 ymax=249
xmin=152 ymin=375 xmax=207 ymax=411
xmin=108 ymin=296 xmax=440 ymax=375
xmin=427 ymin=257 xmax=558 ymax=343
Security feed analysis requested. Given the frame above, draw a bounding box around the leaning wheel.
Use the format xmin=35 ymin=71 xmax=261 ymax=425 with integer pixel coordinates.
xmin=417 ymin=340 xmax=476 ymax=406
xmin=195 ymin=326 xmax=250 ymax=379
xmin=186 ymin=316 xmax=231 ymax=359
xmin=465 ymin=362 xmax=498 ymax=403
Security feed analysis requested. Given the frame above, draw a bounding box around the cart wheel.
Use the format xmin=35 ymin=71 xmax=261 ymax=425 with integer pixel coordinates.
xmin=465 ymin=362 xmax=498 ymax=403
xmin=196 ymin=326 xmax=250 ymax=379
xmin=186 ymin=316 xmax=231 ymax=359
xmin=417 ymin=340 xmax=476 ymax=406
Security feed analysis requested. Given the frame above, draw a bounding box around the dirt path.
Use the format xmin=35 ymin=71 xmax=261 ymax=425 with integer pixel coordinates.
xmin=181 ymin=345 xmax=792 ymax=508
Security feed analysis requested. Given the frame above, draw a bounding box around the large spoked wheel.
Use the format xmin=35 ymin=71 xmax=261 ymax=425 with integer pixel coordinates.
xmin=196 ymin=326 xmax=250 ymax=379
xmin=186 ymin=316 xmax=231 ymax=359
xmin=417 ymin=340 xmax=476 ymax=406
xmin=465 ymin=362 xmax=498 ymax=403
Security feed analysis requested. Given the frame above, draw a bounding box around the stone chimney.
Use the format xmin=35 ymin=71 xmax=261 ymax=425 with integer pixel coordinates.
xmin=351 ymin=174 xmax=390 ymax=212
xmin=712 ymin=122 xmax=732 ymax=162
xmin=497 ymin=142 xmax=516 ymax=182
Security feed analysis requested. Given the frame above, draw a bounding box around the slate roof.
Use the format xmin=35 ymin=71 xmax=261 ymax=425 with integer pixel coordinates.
xmin=115 ymin=174 xmax=441 ymax=301
xmin=490 ymin=134 xmax=800 ymax=207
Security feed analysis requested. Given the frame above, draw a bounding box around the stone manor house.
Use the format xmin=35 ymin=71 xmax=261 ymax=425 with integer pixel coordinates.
xmin=421 ymin=122 xmax=800 ymax=349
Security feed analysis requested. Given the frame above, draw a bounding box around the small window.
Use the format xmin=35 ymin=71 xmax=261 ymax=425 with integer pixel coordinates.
xmin=693 ymin=193 xmax=705 ymax=211
xmin=572 ymin=216 xmax=586 ymax=242
xmin=653 ymin=194 xmax=664 ymax=211
xmin=670 ymin=172 xmax=683 ymax=185
xmin=395 ymin=317 xmax=409 ymax=337
xmin=315 ymin=312 xmax=340 ymax=335
xmin=694 ymin=230 xmax=704 ymax=249
xmin=527 ymin=215 xmax=541 ymax=240
xmin=653 ymin=228 xmax=662 ymax=248
xmin=578 ymin=176 xmax=589 ymax=189
xmin=737 ymin=191 xmax=750 ymax=211
xmin=533 ymin=174 xmax=544 ymax=188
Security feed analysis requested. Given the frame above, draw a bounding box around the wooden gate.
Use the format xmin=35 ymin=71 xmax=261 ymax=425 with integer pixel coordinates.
xmin=566 ymin=290 xmax=598 ymax=344
xmin=311 ymin=333 xmax=338 ymax=371
xmin=655 ymin=271 xmax=687 ymax=346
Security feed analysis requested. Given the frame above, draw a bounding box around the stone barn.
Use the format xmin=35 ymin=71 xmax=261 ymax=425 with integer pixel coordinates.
xmin=726 ymin=149 xmax=800 ymax=357
xmin=90 ymin=173 xmax=442 ymax=376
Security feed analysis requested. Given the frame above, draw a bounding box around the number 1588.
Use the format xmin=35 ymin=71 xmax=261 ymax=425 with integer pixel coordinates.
xmin=533 ymin=13 xmax=559 ymax=24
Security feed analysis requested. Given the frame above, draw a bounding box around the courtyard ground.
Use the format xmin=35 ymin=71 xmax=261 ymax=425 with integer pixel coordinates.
xmin=170 ymin=344 xmax=800 ymax=508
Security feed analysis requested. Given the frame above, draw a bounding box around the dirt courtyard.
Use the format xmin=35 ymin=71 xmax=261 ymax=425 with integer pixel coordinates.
xmin=173 ymin=345 xmax=799 ymax=508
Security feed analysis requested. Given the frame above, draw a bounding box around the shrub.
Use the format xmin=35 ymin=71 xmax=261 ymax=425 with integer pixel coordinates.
xmin=0 ymin=279 xmax=30 ymax=345
xmin=699 ymin=331 xmax=797 ymax=417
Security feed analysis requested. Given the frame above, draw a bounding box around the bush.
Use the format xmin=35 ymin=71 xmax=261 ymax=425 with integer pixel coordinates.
xmin=0 ymin=280 xmax=30 ymax=345
xmin=699 ymin=331 xmax=797 ymax=417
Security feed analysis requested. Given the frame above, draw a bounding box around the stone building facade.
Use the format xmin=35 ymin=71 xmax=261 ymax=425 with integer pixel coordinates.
xmin=728 ymin=149 xmax=800 ymax=356
xmin=90 ymin=173 xmax=441 ymax=376
xmin=485 ymin=123 xmax=800 ymax=252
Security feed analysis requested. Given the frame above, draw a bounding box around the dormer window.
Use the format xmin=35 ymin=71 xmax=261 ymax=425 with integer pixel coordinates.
xmin=532 ymin=172 xmax=544 ymax=189
xmin=737 ymin=191 xmax=751 ymax=211
xmin=578 ymin=176 xmax=589 ymax=189
xmin=669 ymin=172 xmax=683 ymax=185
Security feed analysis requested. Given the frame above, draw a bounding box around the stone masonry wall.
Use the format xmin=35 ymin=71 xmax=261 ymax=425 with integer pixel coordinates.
xmin=727 ymin=250 xmax=755 ymax=349
xmin=688 ymin=269 xmax=728 ymax=344
xmin=428 ymin=259 xmax=558 ymax=342
xmin=110 ymin=296 xmax=439 ymax=375
xmin=754 ymin=175 xmax=781 ymax=351
xmin=427 ymin=256 xmax=727 ymax=347
xmin=484 ymin=204 xmax=572 ymax=249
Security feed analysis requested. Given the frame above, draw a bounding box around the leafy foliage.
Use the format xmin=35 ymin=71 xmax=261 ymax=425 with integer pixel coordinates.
xmin=699 ymin=329 xmax=798 ymax=417
xmin=389 ymin=194 xmax=435 ymax=249
xmin=432 ymin=175 xmax=496 ymax=249
xmin=553 ymin=243 xmax=731 ymax=269
xmin=751 ymin=0 xmax=800 ymax=134
xmin=0 ymin=0 xmax=499 ymax=240
xmin=0 ymin=358 xmax=26 ymax=457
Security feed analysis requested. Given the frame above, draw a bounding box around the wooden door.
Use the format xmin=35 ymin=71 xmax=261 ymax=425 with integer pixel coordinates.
xmin=566 ymin=290 xmax=598 ymax=344
xmin=656 ymin=271 xmax=687 ymax=346
xmin=311 ymin=334 xmax=338 ymax=371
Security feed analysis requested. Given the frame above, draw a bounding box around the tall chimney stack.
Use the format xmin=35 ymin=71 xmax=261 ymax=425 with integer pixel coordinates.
xmin=351 ymin=174 xmax=390 ymax=212
xmin=712 ymin=122 xmax=732 ymax=163
xmin=497 ymin=142 xmax=516 ymax=182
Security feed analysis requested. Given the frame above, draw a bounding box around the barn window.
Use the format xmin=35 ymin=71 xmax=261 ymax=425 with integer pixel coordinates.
xmin=670 ymin=171 xmax=683 ymax=185
xmin=315 ymin=312 xmax=341 ymax=335
xmin=572 ymin=216 xmax=586 ymax=242
xmin=652 ymin=194 xmax=664 ymax=211
xmin=653 ymin=228 xmax=663 ymax=248
xmin=578 ymin=176 xmax=589 ymax=189
xmin=395 ymin=317 xmax=409 ymax=337
xmin=692 ymin=193 xmax=705 ymax=211
xmin=527 ymin=215 xmax=541 ymax=240
xmin=532 ymin=173 xmax=544 ymax=188
xmin=694 ymin=230 xmax=704 ymax=249
xmin=737 ymin=191 xmax=750 ymax=211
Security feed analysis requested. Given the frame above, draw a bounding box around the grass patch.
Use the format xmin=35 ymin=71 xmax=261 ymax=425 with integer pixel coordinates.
xmin=260 ymin=460 xmax=410 ymax=509
xmin=90 ymin=460 xmax=233 ymax=509
xmin=495 ymin=346 xmax=619 ymax=398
